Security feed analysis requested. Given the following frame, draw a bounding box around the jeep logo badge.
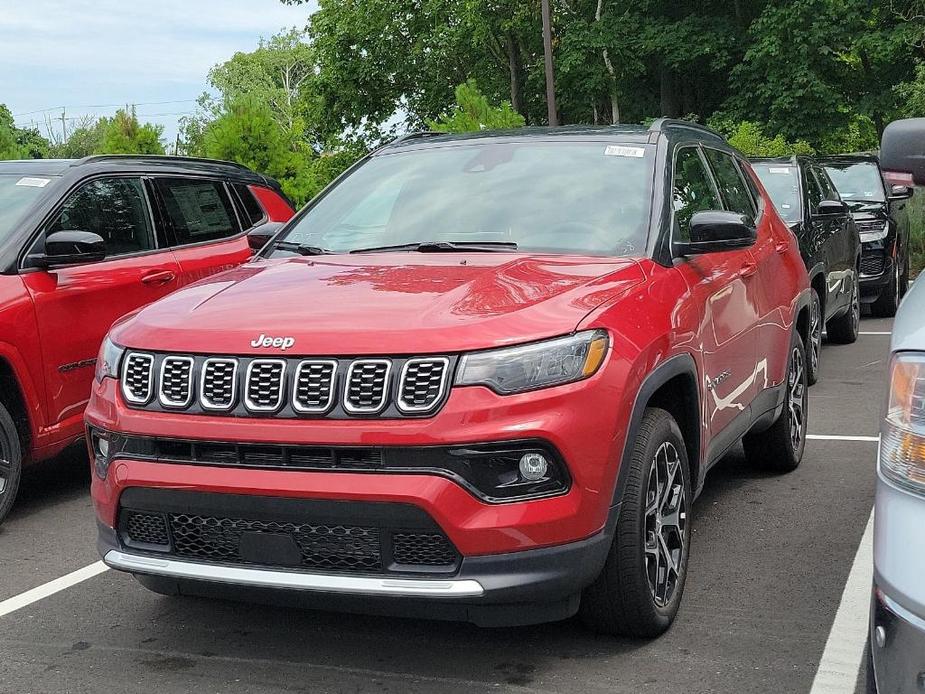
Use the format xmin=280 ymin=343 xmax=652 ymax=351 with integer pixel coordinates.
xmin=250 ymin=334 xmax=296 ymax=351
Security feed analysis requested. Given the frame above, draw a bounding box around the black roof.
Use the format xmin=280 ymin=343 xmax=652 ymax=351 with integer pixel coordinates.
xmin=817 ymin=153 xmax=880 ymax=164
xmin=0 ymin=155 xmax=268 ymax=184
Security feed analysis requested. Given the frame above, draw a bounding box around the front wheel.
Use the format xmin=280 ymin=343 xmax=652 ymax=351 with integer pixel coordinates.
xmin=0 ymin=401 xmax=23 ymax=525
xmin=806 ymin=289 xmax=822 ymax=386
xmin=871 ymin=261 xmax=900 ymax=318
xmin=743 ymin=329 xmax=808 ymax=473
xmin=580 ymin=408 xmax=691 ymax=638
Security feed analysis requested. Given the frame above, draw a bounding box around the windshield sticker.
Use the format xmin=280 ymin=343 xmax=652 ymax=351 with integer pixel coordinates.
xmin=15 ymin=177 xmax=50 ymax=187
xmin=768 ymin=167 xmax=792 ymax=174
xmin=604 ymin=145 xmax=645 ymax=158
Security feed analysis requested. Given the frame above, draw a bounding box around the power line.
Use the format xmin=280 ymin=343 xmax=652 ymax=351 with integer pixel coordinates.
xmin=12 ymin=99 xmax=199 ymax=117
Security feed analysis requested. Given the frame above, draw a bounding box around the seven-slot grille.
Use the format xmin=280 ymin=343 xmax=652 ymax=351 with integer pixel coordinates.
xmin=119 ymin=353 xmax=452 ymax=417
xmin=293 ymin=360 xmax=337 ymax=412
xmin=245 ymin=360 xmax=286 ymax=411
xmin=344 ymin=360 xmax=391 ymax=413
xmin=122 ymin=353 xmax=154 ymax=404
xmin=398 ymin=358 xmax=449 ymax=412
xmin=159 ymin=356 xmax=194 ymax=407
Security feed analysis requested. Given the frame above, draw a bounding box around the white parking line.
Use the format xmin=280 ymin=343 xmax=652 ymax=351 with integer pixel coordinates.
xmin=809 ymin=510 xmax=874 ymax=694
xmin=0 ymin=561 xmax=108 ymax=618
xmin=859 ymin=332 xmax=891 ymax=336
xmin=807 ymin=434 xmax=880 ymax=442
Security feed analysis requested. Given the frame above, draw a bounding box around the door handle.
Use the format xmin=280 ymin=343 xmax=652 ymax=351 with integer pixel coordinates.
xmin=737 ymin=261 xmax=758 ymax=279
xmin=141 ymin=270 xmax=177 ymax=286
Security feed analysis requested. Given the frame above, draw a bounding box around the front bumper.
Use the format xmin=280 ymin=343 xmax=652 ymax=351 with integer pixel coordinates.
xmin=859 ymin=244 xmax=897 ymax=301
xmin=871 ymin=473 xmax=925 ymax=691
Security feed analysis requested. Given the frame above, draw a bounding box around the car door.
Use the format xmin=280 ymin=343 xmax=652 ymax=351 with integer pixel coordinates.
xmin=802 ymin=166 xmax=844 ymax=318
xmin=671 ymin=145 xmax=760 ymax=441
xmin=815 ymin=166 xmax=858 ymax=311
xmin=20 ymin=175 xmax=181 ymax=427
xmin=150 ymin=177 xmax=253 ymax=286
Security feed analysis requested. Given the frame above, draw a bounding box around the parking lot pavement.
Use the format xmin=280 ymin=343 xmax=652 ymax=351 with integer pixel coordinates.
xmin=0 ymin=317 xmax=894 ymax=694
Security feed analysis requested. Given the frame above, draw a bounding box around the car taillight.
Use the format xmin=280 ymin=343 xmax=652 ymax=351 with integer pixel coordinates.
xmin=880 ymin=353 xmax=925 ymax=495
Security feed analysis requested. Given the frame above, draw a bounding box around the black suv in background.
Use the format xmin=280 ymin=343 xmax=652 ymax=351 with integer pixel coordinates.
xmin=752 ymin=156 xmax=860 ymax=384
xmin=820 ymin=154 xmax=913 ymax=317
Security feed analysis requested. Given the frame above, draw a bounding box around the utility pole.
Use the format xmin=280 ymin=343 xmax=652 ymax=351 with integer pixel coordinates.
xmin=541 ymin=0 xmax=558 ymax=126
xmin=60 ymin=108 xmax=66 ymax=144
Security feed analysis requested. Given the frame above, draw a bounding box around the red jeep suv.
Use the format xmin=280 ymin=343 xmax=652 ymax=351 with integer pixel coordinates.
xmin=86 ymin=122 xmax=810 ymax=637
xmin=0 ymin=155 xmax=293 ymax=522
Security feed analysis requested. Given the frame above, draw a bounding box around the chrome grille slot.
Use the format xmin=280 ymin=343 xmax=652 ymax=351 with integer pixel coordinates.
xmin=292 ymin=360 xmax=337 ymax=413
xmin=344 ymin=360 xmax=391 ymax=413
xmin=121 ymin=353 xmax=154 ymax=404
xmin=244 ymin=360 xmax=286 ymax=412
xmin=158 ymin=356 xmax=194 ymax=408
xmin=397 ymin=358 xmax=449 ymax=413
xmin=200 ymin=358 xmax=238 ymax=410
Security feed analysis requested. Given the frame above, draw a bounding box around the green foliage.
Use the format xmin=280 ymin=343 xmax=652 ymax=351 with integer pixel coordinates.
xmin=428 ymin=80 xmax=525 ymax=133
xmin=709 ymin=118 xmax=814 ymax=157
xmin=0 ymin=105 xmax=25 ymax=159
xmin=200 ymin=98 xmax=296 ymax=180
xmin=96 ymin=107 xmax=165 ymax=155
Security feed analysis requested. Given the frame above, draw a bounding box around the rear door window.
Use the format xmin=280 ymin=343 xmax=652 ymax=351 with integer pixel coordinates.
xmin=46 ymin=177 xmax=155 ymax=256
xmin=155 ymin=178 xmax=241 ymax=246
xmin=704 ymin=148 xmax=757 ymax=220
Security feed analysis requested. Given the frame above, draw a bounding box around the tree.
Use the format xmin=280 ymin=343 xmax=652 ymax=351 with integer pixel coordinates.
xmin=428 ymin=79 xmax=525 ymax=132
xmin=96 ymin=107 xmax=165 ymax=155
xmin=0 ymin=105 xmax=25 ymax=159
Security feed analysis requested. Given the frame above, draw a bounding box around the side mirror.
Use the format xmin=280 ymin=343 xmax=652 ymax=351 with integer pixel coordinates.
xmin=888 ymin=184 xmax=913 ymax=201
xmin=814 ymin=199 xmax=847 ymax=216
xmin=675 ymin=211 xmax=756 ymax=257
xmin=30 ymin=230 xmax=107 ymax=268
xmin=247 ymin=222 xmax=286 ymax=252
xmin=881 ymin=118 xmax=925 ymax=185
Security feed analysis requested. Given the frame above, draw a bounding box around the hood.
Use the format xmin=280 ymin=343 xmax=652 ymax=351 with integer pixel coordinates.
xmin=112 ymin=254 xmax=646 ymax=355
xmin=846 ymin=199 xmax=887 ymax=216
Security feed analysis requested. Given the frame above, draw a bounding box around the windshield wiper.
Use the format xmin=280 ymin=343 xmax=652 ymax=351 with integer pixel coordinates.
xmin=349 ymin=241 xmax=518 ymax=254
xmin=273 ymin=241 xmax=334 ymax=256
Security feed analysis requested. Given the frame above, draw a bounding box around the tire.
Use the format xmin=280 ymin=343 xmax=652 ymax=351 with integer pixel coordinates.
xmin=871 ymin=261 xmax=900 ymax=318
xmin=0 ymin=401 xmax=23 ymax=526
xmin=743 ymin=330 xmax=808 ymax=473
xmin=806 ymin=288 xmax=822 ymax=386
xmin=580 ymin=408 xmax=691 ymax=638
xmin=866 ymin=640 xmax=878 ymax=694
xmin=900 ymin=255 xmax=910 ymax=298
xmin=827 ymin=271 xmax=860 ymax=343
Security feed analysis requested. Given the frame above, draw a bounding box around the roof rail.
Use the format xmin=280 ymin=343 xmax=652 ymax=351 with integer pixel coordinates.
xmin=382 ymin=131 xmax=445 ymax=148
xmin=72 ymin=154 xmax=255 ymax=172
xmin=647 ymin=118 xmax=724 ymax=140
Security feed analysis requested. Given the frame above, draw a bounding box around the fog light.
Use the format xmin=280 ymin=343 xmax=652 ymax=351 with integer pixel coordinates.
xmin=96 ymin=436 xmax=110 ymax=459
xmin=519 ymin=453 xmax=548 ymax=481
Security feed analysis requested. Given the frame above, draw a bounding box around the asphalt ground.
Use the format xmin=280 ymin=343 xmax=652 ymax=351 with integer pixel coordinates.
xmin=0 ymin=316 xmax=895 ymax=694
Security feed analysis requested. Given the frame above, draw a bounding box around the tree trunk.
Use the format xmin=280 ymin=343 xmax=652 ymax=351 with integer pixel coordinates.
xmin=505 ymin=34 xmax=526 ymax=120
xmin=595 ymin=0 xmax=620 ymax=124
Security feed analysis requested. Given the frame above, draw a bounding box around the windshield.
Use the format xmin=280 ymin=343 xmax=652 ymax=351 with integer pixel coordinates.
xmin=271 ymin=141 xmax=654 ymax=257
xmin=0 ymin=174 xmax=53 ymax=244
xmin=751 ymin=164 xmax=801 ymax=223
xmin=823 ymin=161 xmax=885 ymax=202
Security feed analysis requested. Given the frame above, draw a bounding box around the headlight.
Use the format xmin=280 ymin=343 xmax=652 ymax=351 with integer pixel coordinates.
xmin=455 ymin=330 xmax=609 ymax=395
xmin=880 ymin=353 xmax=925 ymax=494
xmin=94 ymin=336 xmax=125 ymax=383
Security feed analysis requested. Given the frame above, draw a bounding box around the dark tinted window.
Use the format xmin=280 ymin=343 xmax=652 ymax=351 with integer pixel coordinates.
xmin=704 ymin=148 xmax=756 ymax=219
xmin=804 ymin=167 xmax=824 ymax=213
xmin=814 ymin=167 xmax=841 ymax=201
xmin=233 ymin=183 xmax=265 ymax=228
xmin=672 ymin=147 xmax=722 ymax=242
xmin=156 ymin=178 xmax=240 ymax=245
xmin=47 ymin=177 xmax=154 ymax=256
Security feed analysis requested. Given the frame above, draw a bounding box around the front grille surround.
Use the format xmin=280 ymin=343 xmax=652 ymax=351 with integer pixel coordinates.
xmin=861 ymin=251 xmax=886 ymax=277
xmin=121 ymin=352 xmax=154 ymax=405
xmin=119 ymin=352 xmax=457 ymax=419
xmin=158 ymin=356 xmax=194 ymax=408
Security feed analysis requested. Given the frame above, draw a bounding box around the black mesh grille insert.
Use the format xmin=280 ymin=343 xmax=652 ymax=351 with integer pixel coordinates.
xmin=293 ymin=361 xmax=336 ymax=412
xmin=201 ymin=359 xmax=237 ymax=409
xmin=168 ymin=514 xmax=383 ymax=572
xmin=159 ymin=357 xmax=193 ymax=407
xmin=398 ymin=359 xmax=448 ymax=412
xmin=345 ymin=360 xmax=390 ymax=412
xmin=392 ymin=531 xmax=459 ymax=567
xmin=860 ymin=251 xmax=886 ymax=276
xmin=246 ymin=360 xmax=285 ymax=411
xmin=124 ymin=511 xmax=170 ymax=546
xmin=122 ymin=353 xmax=153 ymax=403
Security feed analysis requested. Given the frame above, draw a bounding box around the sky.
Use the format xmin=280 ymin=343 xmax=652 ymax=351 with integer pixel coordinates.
xmin=1 ymin=0 xmax=315 ymax=146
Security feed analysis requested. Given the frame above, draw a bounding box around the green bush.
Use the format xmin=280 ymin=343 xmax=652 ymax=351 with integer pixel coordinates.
xmin=906 ymin=190 xmax=925 ymax=278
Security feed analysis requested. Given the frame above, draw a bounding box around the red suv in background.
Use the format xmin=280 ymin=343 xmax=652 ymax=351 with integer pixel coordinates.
xmin=0 ymin=155 xmax=293 ymax=522
xmin=86 ymin=122 xmax=810 ymax=637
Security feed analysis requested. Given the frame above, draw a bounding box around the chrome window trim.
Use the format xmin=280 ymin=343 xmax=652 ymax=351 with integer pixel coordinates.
xmin=396 ymin=357 xmax=450 ymax=414
xmin=291 ymin=359 xmax=339 ymax=413
xmin=199 ymin=357 xmax=239 ymax=411
xmin=158 ymin=355 xmax=195 ymax=409
xmin=121 ymin=352 xmax=154 ymax=405
xmin=244 ymin=358 xmax=287 ymax=412
xmin=343 ymin=359 xmax=392 ymax=414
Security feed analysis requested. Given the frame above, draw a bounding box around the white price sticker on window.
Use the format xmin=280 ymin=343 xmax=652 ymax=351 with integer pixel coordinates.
xmin=15 ymin=177 xmax=51 ymax=187
xmin=768 ymin=167 xmax=791 ymax=174
xmin=604 ymin=145 xmax=645 ymax=158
